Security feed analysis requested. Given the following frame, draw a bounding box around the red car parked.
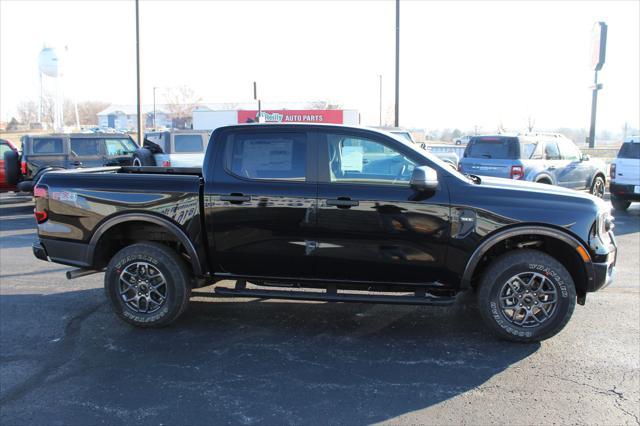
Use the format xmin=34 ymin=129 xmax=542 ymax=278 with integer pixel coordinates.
xmin=0 ymin=139 xmax=19 ymax=192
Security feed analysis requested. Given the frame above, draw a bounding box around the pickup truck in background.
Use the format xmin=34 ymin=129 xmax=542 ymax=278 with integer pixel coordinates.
xmin=609 ymin=135 xmax=640 ymax=211
xmin=31 ymin=124 xmax=617 ymax=342
xmin=2 ymin=133 xmax=137 ymax=193
xmin=459 ymin=134 xmax=608 ymax=198
xmin=132 ymin=130 xmax=210 ymax=167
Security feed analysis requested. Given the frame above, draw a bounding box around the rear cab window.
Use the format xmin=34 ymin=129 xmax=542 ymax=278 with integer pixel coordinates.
xmin=465 ymin=137 xmax=519 ymax=159
xmin=618 ymin=142 xmax=640 ymax=159
xmin=225 ymin=132 xmax=307 ymax=181
xmin=32 ymin=138 xmax=64 ymax=154
xmin=174 ymin=135 xmax=204 ymax=153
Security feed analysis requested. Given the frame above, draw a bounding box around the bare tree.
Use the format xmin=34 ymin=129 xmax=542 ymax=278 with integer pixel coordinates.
xmin=527 ymin=115 xmax=536 ymax=132
xmin=164 ymin=86 xmax=202 ymax=128
xmin=16 ymin=100 xmax=39 ymax=125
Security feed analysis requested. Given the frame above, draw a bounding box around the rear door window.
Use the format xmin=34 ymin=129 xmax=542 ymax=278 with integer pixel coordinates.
xmin=465 ymin=137 xmax=518 ymax=159
xmin=70 ymin=138 xmax=100 ymax=156
xmin=225 ymin=132 xmax=307 ymax=181
xmin=32 ymin=138 xmax=64 ymax=154
xmin=174 ymin=135 xmax=204 ymax=153
xmin=618 ymin=142 xmax=640 ymax=159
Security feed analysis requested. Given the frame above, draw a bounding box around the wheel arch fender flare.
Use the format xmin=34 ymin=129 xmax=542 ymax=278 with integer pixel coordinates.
xmin=460 ymin=225 xmax=595 ymax=289
xmin=534 ymin=172 xmax=554 ymax=184
xmin=88 ymin=212 xmax=203 ymax=276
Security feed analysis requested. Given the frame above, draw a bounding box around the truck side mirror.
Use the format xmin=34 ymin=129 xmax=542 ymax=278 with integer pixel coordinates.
xmin=410 ymin=166 xmax=438 ymax=191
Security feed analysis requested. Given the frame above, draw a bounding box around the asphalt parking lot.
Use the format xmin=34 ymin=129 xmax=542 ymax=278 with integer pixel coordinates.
xmin=0 ymin=193 xmax=638 ymax=425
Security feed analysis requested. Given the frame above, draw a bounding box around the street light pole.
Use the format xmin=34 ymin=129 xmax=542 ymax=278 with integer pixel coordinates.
xmin=378 ymin=75 xmax=382 ymax=126
xmin=135 ymin=0 xmax=143 ymax=144
xmin=394 ymin=0 xmax=400 ymax=128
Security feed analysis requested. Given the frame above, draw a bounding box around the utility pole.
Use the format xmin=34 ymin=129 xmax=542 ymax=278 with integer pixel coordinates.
xmin=588 ymin=22 xmax=607 ymax=148
xmin=253 ymin=81 xmax=264 ymax=123
xmin=378 ymin=74 xmax=382 ymax=126
xmin=153 ymin=86 xmax=158 ymax=128
xmin=394 ymin=0 xmax=400 ymax=127
xmin=135 ymin=0 xmax=143 ymax=144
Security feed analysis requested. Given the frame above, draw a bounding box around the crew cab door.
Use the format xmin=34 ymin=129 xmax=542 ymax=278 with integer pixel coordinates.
xmin=69 ymin=137 xmax=103 ymax=168
xmin=204 ymin=129 xmax=317 ymax=278
xmin=314 ymin=130 xmax=451 ymax=284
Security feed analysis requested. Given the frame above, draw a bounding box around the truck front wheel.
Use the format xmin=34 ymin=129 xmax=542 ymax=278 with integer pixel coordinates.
xmin=105 ymin=242 xmax=191 ymax=327
xmin=477 ymin=249 xmax=576 ymax=343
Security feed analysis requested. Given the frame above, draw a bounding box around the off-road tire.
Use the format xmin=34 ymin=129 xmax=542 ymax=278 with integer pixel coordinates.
xmin=105 ymin=242 xmax=191 ymax=328
xmin=477 ymin=249 xmax=576 ymax=343
xmin=3 ymin=150 xmax=19 ymax=186
xmin=132 ymin=148 xmax=155 ymax=166
xmin=590 ymin=175 xmax=605 ymax=198
xmin=611 ymin=196 xmax=630 ymax=211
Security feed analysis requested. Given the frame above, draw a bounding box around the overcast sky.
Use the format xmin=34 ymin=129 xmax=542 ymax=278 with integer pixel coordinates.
xmin=1 ymin=0 xmax=638 ymax=133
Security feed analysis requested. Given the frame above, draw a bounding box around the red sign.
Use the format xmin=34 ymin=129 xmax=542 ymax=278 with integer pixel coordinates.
xmin=238 ymin=110 xmax=344 ymax=124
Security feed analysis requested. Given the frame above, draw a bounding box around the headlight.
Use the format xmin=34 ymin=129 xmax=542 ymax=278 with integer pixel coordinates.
xmin=597 ymin=212 xmax=614 ymax=237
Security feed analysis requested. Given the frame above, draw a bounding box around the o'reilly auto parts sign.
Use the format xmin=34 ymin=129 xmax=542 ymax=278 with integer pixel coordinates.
xmin=238 ymin=109 xmax=344 ymax=124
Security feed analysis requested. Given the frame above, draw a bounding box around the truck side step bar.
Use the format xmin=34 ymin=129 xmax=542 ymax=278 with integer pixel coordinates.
xmin=211 ymin=284 xmax=455 ymax=306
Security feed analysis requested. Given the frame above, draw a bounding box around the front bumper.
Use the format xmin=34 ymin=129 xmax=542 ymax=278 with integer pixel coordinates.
xmin=590 ymin=232 xmax=617 ymax=292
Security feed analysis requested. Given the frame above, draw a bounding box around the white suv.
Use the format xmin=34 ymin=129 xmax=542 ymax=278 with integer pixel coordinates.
xmin=610 ymin=136 xmax=640 ymax=211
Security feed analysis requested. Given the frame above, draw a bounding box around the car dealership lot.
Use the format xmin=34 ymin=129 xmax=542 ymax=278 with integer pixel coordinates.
xmin=0 ymin=194 xmax=638 ymax=425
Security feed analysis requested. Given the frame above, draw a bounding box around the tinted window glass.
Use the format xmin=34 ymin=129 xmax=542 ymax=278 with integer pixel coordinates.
xmin=70 ymin=138 xmax=100 ymax=156
xmin=226 ymin=133 xmax=306 ymax=181
xmin=544 ymin=142 xmax=561 ymax=160
xmin=32 ymin=138 xmax=64 ymax=154
xmin=618 ymin=142 xmax=640 ymax=159
xmin=465 ymin=137 xmax=518 ymax=159
xmin=327 ymin=134 xmax=416 ymax=185
xmin=558 ymin=140 xmax=580 ymax=160
xmin=174 ymin=135 xmax=204 ymax=153
xmin=105 ymin=138 xmax=137 ymax=156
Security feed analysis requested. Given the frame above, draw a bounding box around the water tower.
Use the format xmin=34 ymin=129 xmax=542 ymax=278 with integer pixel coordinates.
xmin=38 ymin=46 xmax=64 ymax=130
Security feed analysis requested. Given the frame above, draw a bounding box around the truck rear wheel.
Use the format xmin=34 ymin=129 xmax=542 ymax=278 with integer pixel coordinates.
xmin=105 ymin=242 xmax=191 ymax=327
xmin=477 ymin=249 xmax=576 ymax=343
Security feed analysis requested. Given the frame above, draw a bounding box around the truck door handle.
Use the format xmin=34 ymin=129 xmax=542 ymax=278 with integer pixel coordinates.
xmin=326 ymin=197 xmax=359 ymax=208
xmin=220 ymin=193 xmax=251 ymax=204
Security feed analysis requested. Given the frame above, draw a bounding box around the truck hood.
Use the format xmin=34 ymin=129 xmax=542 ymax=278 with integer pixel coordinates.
xmin=476 ymin=175 xmax=608 ymax=210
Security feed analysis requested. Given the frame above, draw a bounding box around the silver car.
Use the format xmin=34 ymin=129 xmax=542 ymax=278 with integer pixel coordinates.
xmin=459 ymin=134 xmax=607 ymax=197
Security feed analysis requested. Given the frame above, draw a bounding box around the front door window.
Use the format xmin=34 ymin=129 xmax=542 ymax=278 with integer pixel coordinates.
xmin=327 ymin=135 xmax=416 ymax=186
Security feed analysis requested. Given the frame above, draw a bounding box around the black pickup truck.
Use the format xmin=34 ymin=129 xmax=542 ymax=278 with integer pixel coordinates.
xmin=31 ymin=124 xmax=617 ymax=342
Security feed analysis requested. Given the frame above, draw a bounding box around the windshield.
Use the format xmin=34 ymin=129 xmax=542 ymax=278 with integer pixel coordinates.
xmin=618 ymin=142 xmax=640 ymax=159
xmin=465 ymin=137 xmax=518 ymax=159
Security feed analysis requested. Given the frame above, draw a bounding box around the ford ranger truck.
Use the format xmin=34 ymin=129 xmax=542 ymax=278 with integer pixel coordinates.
xmin=31 ymin=124 xmax=617 ymax=342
